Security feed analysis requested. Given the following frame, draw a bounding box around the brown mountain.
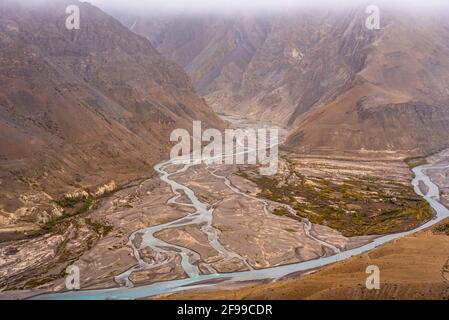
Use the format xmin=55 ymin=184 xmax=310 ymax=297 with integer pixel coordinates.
xmin=0 ymin=0 xmax=223 ymax=226
xmin=121 ymin=6 xmax=449 ymax=156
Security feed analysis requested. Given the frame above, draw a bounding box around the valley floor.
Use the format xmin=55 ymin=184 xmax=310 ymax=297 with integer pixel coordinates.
xmin=0 ymin=116 xmax=447 ymax=300
xmin=164 ymin=150 xmax=449 ymax=300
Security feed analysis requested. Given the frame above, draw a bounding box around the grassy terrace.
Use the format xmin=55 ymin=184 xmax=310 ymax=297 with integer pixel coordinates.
xmin=239 ymin=160 xmax=433 ymax=237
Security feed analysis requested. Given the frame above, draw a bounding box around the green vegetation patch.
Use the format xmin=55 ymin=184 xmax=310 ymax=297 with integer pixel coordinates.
xmin=239 ymin=160 xmax=434 ymax=237
xmin=43 ymin=185 xmax=123 ymax=235
xmin=54 ymin=196 xmax=84 ymax=208
xmin=85 ymin=218 xmax=113 ymax=237
xmin=273 ymin=207 xmax=290 ymax=216
xmin=433 ymin=222 xmax=449 ymax=236
xmin=43 ymin=196 xmax=94 ymax=233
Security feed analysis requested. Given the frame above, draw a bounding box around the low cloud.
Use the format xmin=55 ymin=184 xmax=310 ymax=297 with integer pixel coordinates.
xmin=85 ymin=0 xmax=449 ymax=15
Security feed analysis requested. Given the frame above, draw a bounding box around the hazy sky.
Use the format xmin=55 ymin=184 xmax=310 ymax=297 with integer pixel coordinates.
xmin=85 ymin=0 xmax=449 ymax=14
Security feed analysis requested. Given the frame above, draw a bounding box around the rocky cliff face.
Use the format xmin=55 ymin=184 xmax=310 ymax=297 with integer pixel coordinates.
xmin=285 ymin=9 xmax=449 ymax=155
xmin=0 ymin=0 xmax=223 ymax=224
xmin=122 ymin=7 xmax=449 ymax=156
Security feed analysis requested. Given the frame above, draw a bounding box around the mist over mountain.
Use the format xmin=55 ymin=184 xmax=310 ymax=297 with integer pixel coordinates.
xmin=113 ymin=5 xmax=449 ymax=156
xmin=90 ymin=0 xmax=449 ymax=14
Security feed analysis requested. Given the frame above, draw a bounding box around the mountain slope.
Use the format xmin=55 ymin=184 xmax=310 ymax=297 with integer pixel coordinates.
xmin=120 ymin=7 xmax=449 ymax=156
xmin=0 ymin=0 xmax=223 ymax=227
xmin=285 ymin=9 xmax=449 ymax=155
